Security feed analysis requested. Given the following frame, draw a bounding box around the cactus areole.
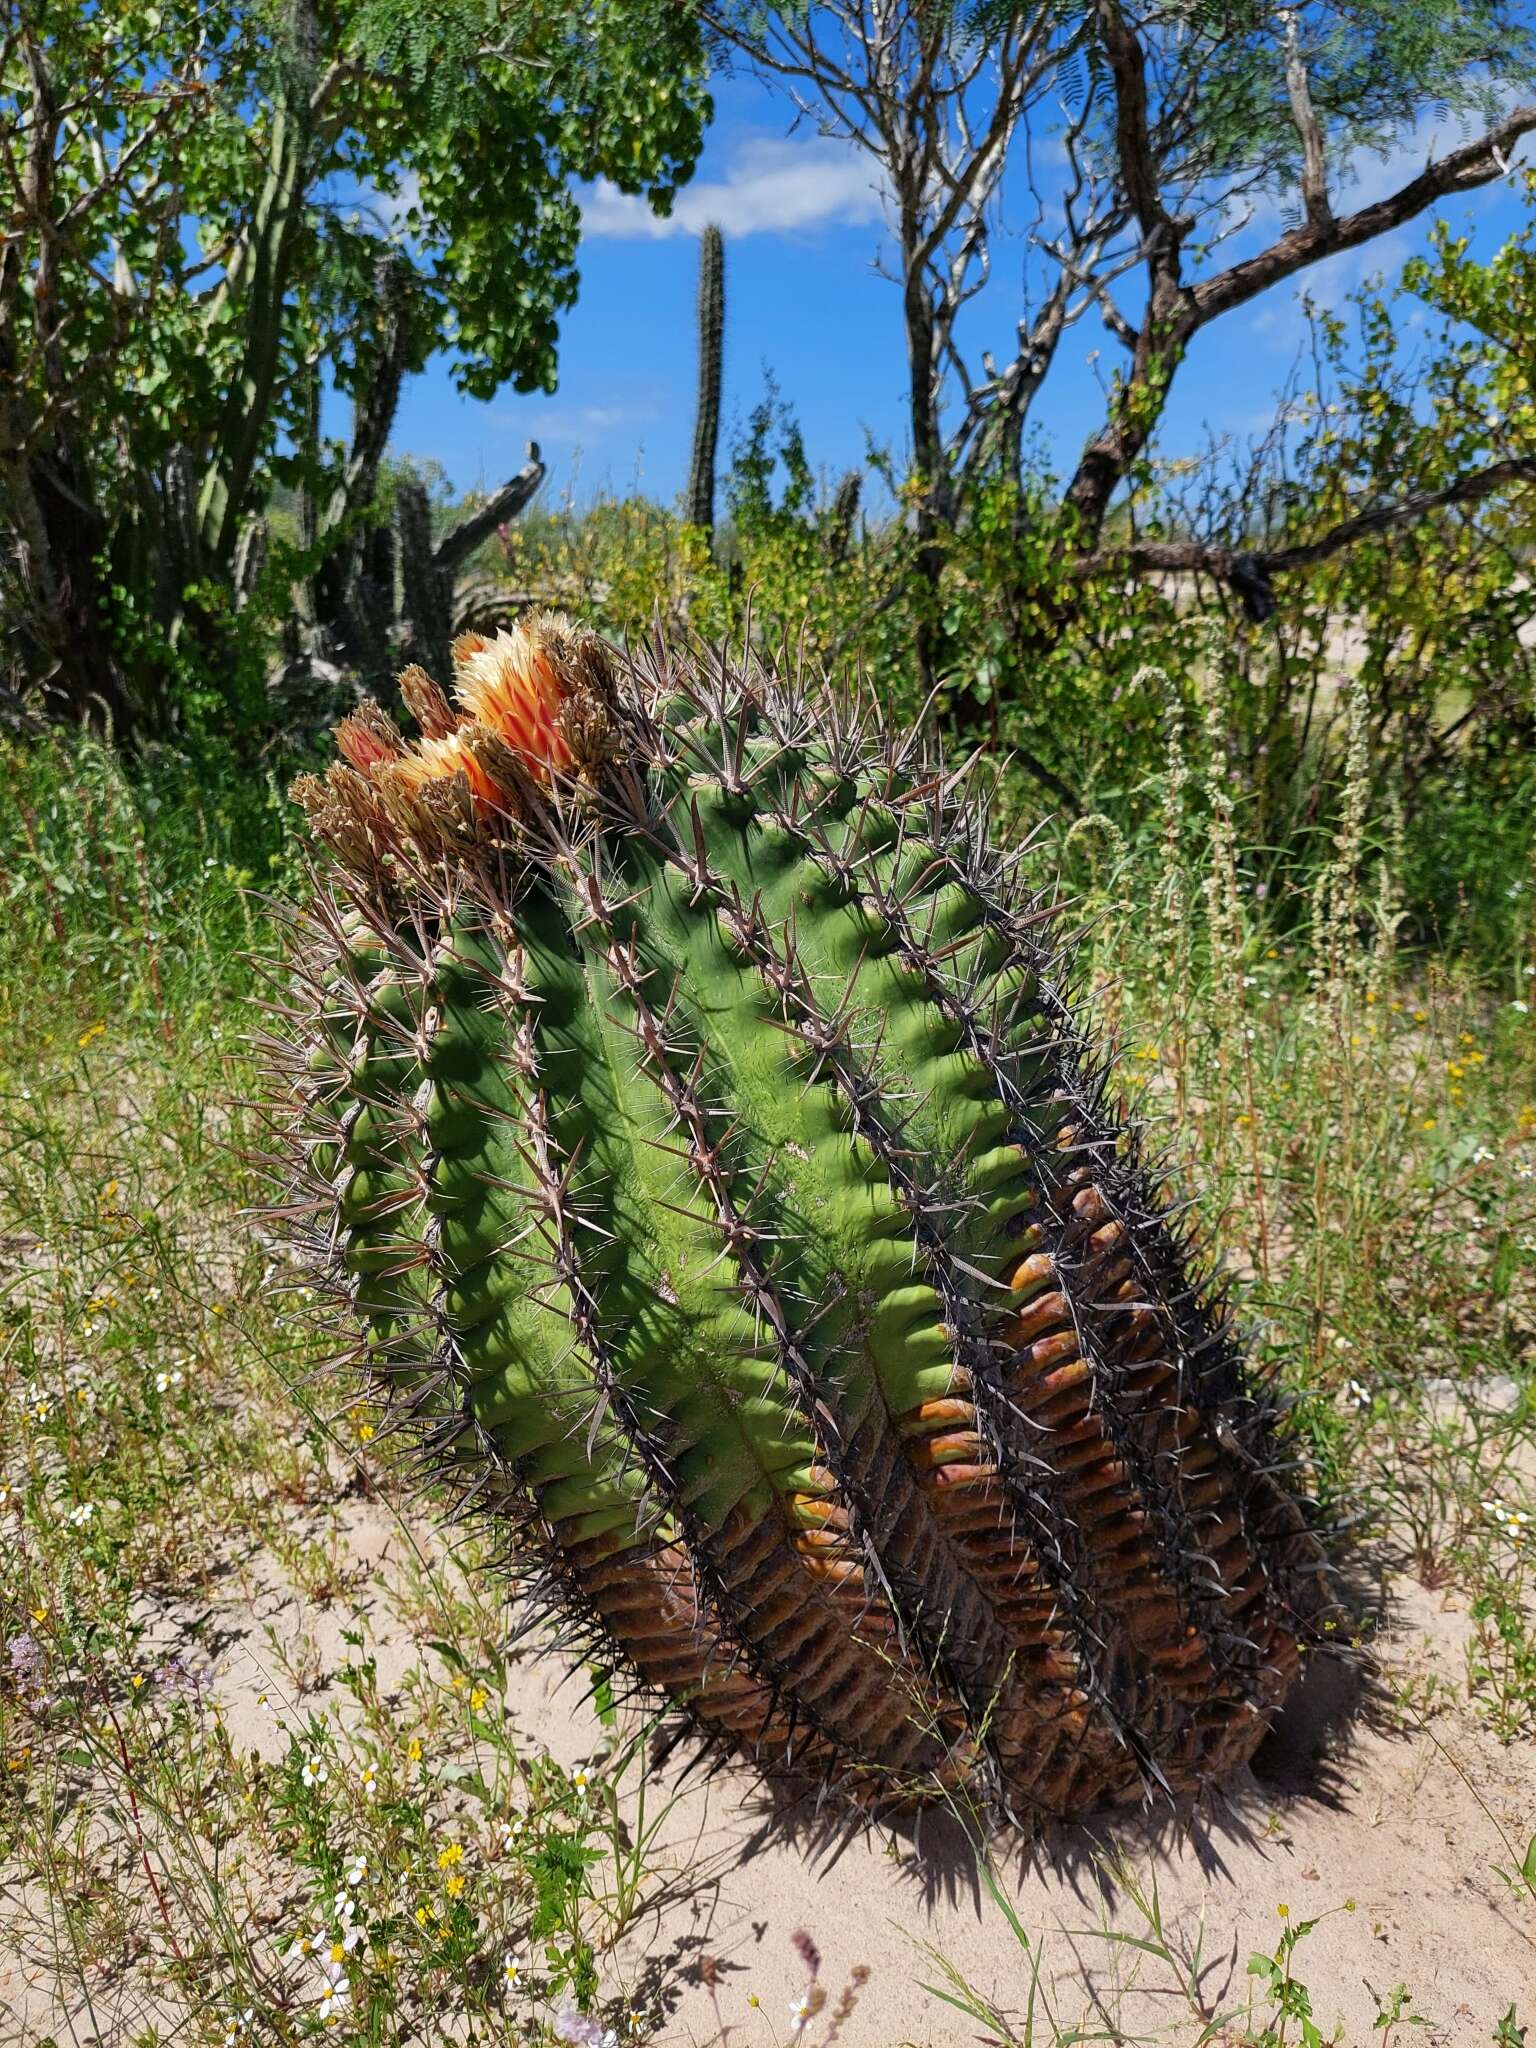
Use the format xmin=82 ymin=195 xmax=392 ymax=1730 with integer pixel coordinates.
xmin=278 ymin=616 xmax=1330 ymax=1826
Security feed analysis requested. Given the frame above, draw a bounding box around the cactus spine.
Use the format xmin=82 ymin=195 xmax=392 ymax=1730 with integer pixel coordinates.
xmin=685 ymin=225 xmax=724 ymax=539
xmin=278 ymin=618 xmax=1332 ymax=1825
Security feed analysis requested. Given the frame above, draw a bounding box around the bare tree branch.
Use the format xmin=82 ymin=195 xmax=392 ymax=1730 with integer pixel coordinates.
xmin=433 ymin=443 xmax=546 ymax=575
xmin=1062 ymin=0 xmax=1189 ymax=537
xmin=1280 ymin=6 xmax=1331 ymax=229
xmin=1064 ymin=15 xmax=1536 ymax=549
xmin=1191 ymin=97 xmax=1536 ymax=329
xmin=1068 ymin=454 xmax=1536 ymax=606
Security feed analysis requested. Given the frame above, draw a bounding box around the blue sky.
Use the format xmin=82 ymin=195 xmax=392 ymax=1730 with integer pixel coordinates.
xmin=386 ymin=64 xmax=1535 ymax=510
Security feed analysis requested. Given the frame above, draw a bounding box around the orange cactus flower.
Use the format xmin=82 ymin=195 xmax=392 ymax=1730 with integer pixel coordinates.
xmin=335 ymin=715 xmax=401 ymax=776
xmin=386 ymin=731 xmax=507 ymax=808
xmin=452 ymin=624 xmax=573 ymax=775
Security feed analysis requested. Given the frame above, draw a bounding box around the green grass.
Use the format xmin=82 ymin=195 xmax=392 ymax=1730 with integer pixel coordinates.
xmin=1 ymin=721 xmax=1533 ymax=2047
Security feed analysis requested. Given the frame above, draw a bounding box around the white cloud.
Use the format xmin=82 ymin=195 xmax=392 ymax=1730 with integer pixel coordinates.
xmin=580 ymin=134 xmax=885 ymax=241
xmin=495 ymin=401 xmax=659 ymax=443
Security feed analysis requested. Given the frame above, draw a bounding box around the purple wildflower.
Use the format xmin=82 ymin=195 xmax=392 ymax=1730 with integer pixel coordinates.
xmin=552 ymin=2012 xmax=609 ymax=2046
xmin=7 ymin=1633 xmax=44 ymax=1695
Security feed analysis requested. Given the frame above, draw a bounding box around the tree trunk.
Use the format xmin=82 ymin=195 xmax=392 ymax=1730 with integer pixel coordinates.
xmin=192 ymin=0 xmax=319 ymax=581
xmin=901 ymin=221 xmax=950 ymax=700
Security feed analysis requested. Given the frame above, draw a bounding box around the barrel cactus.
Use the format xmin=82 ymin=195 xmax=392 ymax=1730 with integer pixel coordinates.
xmin=275 ymin=615 xmax=1331 ymax=1826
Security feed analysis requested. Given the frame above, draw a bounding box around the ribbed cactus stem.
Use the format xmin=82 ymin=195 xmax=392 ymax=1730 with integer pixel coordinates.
xmin=685 ymin=224 xmax=724 ymax=538
xmin=275 ymin=612 xmax=1337 ymax=1829
xmin=826 ymin=470 xmax=861 ymax=563
xmin=396 ymin=475 xmax=452 ymax=687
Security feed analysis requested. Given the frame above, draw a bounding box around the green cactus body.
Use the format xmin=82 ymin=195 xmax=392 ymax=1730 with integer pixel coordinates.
xmin=279 ymin=619 xmax=1331 ymax=1824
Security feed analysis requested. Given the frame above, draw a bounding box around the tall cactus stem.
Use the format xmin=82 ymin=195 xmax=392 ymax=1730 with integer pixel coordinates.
xmin=685 ymin=224 xmax=725 ymax=540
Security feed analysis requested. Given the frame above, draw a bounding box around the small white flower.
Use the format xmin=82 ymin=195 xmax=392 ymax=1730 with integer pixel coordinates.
xmin=499 ymin=1816 xmax=525 ymax=1848
xmin=333 ymin=1891 xmax=359 ymax=1927
xmin=571 ymin=1767 xmax=590 ymax=1794
xmin=0 ymin=1484 xmax=12 ymax=1509
xmin=68 ymin=1502 xmax=95 ymax=1527
xmin=357 ymin=1762 xmax=378 ymax=1796
xmin=154 ymin=1369 xmax=184 ymax=1394
xmin=1473 ymin=1147 xmax=1495 ymax=1164
xmin=301 ymin=1756 xmax=328 ymax=1789
xmin=286 ymin=1927 xmax=327 ymax=1963
xmin=221 ymin=2008 xmax=254 ymax=2047
xmin=1512 ymin=1001 xmax=1529 ymax=1015
xmin=503 ymin=1952 xmax=522 ymax=1990
xmin=1345 ymin=1379 xmax=1371 ymax=1411
xmin=788 ymin=1994 xmax=813 ymax=2037
xmin=316 ymin=1974 xmax=349 ymax=2021
xmin=324 ymin=1926 xmax=363 ymax=1968
xmin=345 ymin=1853 xmax=368 ymax=1887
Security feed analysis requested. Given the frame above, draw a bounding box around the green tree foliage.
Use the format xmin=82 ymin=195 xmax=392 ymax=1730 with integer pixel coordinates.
xmin=0 ymin=0 xmax=708 ymax=735
xmin=703 ymin=1 xmax=1536 ymax=741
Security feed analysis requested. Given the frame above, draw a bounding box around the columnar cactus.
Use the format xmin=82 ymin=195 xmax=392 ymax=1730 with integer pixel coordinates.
xmin=685 ymin=224 xmax=724 ymax=540
xmin=277 ymin=616 xmax=1330 ymax=1826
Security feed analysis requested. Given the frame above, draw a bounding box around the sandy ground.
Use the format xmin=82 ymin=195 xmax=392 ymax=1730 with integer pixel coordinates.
xmin=137 ymin=1492 xmax=1534 ymax=2048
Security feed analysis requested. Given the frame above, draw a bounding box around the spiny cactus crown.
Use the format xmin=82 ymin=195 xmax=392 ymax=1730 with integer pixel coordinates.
xmin=278 ymin=613 xmax=1330 ymax=1828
